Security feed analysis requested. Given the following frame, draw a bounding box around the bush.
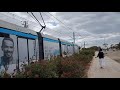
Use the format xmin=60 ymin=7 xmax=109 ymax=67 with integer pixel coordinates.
xmin=15 ymin=60 xmax=58 ymax=78
xmin=0 ymin=48 xmax=95 ymax=78
xmin=0 ymin=71 xmax=11 ymax=78
xmin=60 ymin=59 xmax=83 ymax=78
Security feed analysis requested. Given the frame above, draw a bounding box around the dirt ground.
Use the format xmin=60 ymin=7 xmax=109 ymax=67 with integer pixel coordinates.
xmin=88 ymin=51 xmax=120 ymax=78
xmin=105 ymin=49 xmax=120 ymax=63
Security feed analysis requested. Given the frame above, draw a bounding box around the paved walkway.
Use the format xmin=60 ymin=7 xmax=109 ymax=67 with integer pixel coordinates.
xmin=88 ymin=51 xmax=120 ymax=78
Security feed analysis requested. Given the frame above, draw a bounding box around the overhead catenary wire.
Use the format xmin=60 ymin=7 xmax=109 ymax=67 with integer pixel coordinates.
xmin=30 ymin=12 xmax=46 ymax=32
xmin=3 ymin=12 xmax=81 ymax=43
xmin=43 ymin=12 xmax=92 ymax=46
xmin=39 ymin=12 xmax=46 ymax=32
xmin=1 ymin=12 xmax=67 ymax=41
xmin=46 ymin=12 xmax=72 ymax=33
xmin=1 ymin=12 xmax=80 ymax=45
xmin=38 ymin=15 xmax=67 ymax=37
xmin=47 ymin=12 xmax=73 ymax=31
xmin=30 ymin=12 xmax=43 ymax=27
xmin=47 ymin=12 xmax=74 ymax=34
xmin=5 ymin=12 xmax=81 ymax=42
xmin=42 ymin=12 xmax=73 ymax=39
xmin=38 ymin=12 xmax=81 ymax=45
xmin=27 ymin=12 xmax=40 ymax=25
xmin=47 ymin=12 xmax=85 ymax=39
xmin=4 ymin=12 xmax=84 ymax=39
xmin=0 ymin=12 xmax=73 ymax=40
xmin=44 ymin=12 xmax=74 ymax=38
xmin=44 ymin=13 xmax=73 ymax=34
xmin=2 ymin=12 xmax=42 ymax=30
xmin=0 ymin=12 xmax=47 ymax=33
xmin=5 ymin=12 xmax=66 ymax=37
xmin=40 ymin=12 xmax=46 ymax=27
xmin=47 ymin=12 xmax=83 ymax=38
xmin=47 ymin=13 xmax=86 ymax=38
xmin=8 ymin=12 xmax=40 ymax=27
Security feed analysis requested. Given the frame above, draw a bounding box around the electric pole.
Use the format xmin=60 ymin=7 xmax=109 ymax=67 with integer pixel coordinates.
xmin=73 ymin=32 xmax=75 ymax=53
xmin=84 ymin=41 xmax=85 ymax=48
xmin=103 ymin=37 xmax=105 ymax=47
xmin=73 ymin=32 xmax=75 ymax=44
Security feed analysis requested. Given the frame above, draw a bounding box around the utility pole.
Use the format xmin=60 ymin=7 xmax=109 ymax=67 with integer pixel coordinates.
xmin=84 ymin=41 xmax=85 ymax=48
xmin=104 ymin=37 xmax=105 ymax=44
xmin=73 ymin=32 xmax=75 ymax=44
xmin=73 ymin=32 xmax=75 ymax=53
xmin=103 ymin=37 xmax=108 ymax=52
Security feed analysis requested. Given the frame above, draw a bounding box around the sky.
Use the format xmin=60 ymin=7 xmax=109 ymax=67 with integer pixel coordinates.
xmin=0 ymin=12 xmax=120 ymax=48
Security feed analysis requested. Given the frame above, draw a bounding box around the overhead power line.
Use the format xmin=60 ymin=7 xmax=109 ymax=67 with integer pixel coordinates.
xmin=42 ymin=12 xmax=73 ymax=39
xmin=27 ymin=12 xmax=40 ymax=25
xmin=47 ymin=12 xmax=84 ymax=39
xmin=8 ymin=12 xmax=40 ymax=27
xmin=40 ymin=12 xmax=46 ymax=27
xmin=47 ymin=13 xmax=87 ymax=44
xmin=47 ymin=12 xmax=73 ymax=31
xmin=1 ymin=12 xmax=44 ymax=31
xmin=31 ymin=12 xmax=43 ymax=27
xmin=44 ymin=13 xmax=73 ymax=33
xmin=47 ymin=12 xmax=74 ymax=33
xmin=0 ymin=12 xmax=71 ymax=41
xmin=28 ymin=12 xmax=46 ymax=32
xmin=11 ymin=12 xmax=60 ymax=38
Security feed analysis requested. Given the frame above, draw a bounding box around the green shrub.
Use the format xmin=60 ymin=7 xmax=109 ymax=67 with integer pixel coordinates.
xmin=0 ymin=71 xmax=11 ymax=78
xmin=60 ymin=59 xmax=83 ymax=78
xmin=1 ymin=48 xmax=95 ymax=78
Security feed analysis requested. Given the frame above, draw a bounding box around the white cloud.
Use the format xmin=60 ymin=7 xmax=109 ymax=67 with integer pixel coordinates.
xmin=1 ymin=12 xmax=120 ymax=48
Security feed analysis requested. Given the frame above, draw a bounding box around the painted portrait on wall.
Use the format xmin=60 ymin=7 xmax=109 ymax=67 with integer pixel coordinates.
xmin=0 ymin=35 xmax=17 ymax=73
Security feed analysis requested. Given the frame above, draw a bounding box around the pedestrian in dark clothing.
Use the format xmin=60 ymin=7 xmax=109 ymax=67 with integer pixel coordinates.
xmin=97 ymin=48 xmax=105 ymax=69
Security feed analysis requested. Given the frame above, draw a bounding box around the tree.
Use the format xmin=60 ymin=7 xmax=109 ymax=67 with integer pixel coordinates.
xmin=117 ymin=42 xmax=120 ymax=50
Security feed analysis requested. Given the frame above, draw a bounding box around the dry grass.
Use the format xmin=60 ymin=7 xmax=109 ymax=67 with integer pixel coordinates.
xmin=106 ymin=49 xmax=120 ymax=63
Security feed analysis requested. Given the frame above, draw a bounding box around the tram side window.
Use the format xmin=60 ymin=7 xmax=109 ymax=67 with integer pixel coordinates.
xmin=0 ymin=33 xmax=9 ymax=37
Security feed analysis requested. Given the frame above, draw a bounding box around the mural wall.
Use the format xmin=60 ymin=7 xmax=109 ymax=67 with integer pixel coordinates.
xmin=43 ymin=38 xmax=60 ymax=60
xmin=61 ymin=44 xmax=67 ymax=56
xmin=75 ymin=45 xmax=79 ymax=53
xmin=0 ymin=27 xmax=79 ymax=74
xmin=36 ymin=39 xmax=39 ymax=60
xmin=18 ymin=37 xmax=28 ymax=66
xmin=0 ymin=34 xmax=18 ymax=73
xmin=67 ymin=45 xmax=74 ymax=55
xmin=0 ymin=30 xmax=38 ymax=74
xmin=28 ymin=39 xmax=36 ymax=61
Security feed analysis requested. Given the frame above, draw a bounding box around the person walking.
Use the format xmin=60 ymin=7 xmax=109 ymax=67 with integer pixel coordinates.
xmin=97 ymin=48 xmax=105 ymax=69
